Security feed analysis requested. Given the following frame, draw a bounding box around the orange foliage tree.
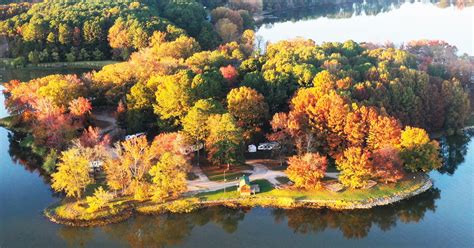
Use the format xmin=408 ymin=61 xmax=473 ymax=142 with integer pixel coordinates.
xmin=371 ymin=146 xmax=405 ymax=183
xmin=226 ymin=86 xmax=269 ymax=142
xmin=286 ymin=153 xmax=328 ymax=189
xmin=220 ymin=64 xmax=239 ymax=87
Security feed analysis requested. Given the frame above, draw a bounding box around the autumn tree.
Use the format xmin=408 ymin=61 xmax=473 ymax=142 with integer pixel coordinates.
xmin=79 ymin=126 xmax=110 ymax=148
xmin=336 ymin=147 xmax=373 ymax=189
xmin=51 ymin=148 xmax=93 ymax=198
xmin=399 ymin=127 xmax=442 ymax=172
xmin=149 ymin=152 xmax=191 ymax=202
xmin=86 ymin=187 xmax=113 ymax=213
xmin=154 ymin=70 xmax=195 ymax=124
xmin=267 ymin=112 xmax=294 ymax=165
xmin=205 ymin=113 xmax=243 ymax=167
xmin=182 ymin=99 xmax=224 ymax=144
xmin=286 ymin=153 xmax=328 ymax=189
xmin=104 ymin=136 xmax=156 ymax=196
xmin=226 ymin=86 xmax=269 ymax=142
xmin=220 ymin=65 xmax=239 ymax=87
xmin=215 ymin=18 xmax=239 ymax=43
xmin=32 ymin=99 xmax=76 ymax=150
xmin=68 ymin=97 xmax=92 ymax=124
xmin=371 ymin=146 xmax=405 ymax=183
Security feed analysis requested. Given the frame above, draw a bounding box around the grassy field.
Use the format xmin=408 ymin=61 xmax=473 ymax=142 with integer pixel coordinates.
xmin=27 ymin=60 xmax=117 ymax=69
xmin=200 ymin=164 xmax=253 ymax=182
xmin=1 ymin=59 xmax=116 ymax=69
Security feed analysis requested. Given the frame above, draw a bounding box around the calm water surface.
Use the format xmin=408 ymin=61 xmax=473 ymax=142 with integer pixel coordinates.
xmin=1 ymin=2 xmax=474 ymax=246
xmin=257 ymin=1 xmax=473 ymax=54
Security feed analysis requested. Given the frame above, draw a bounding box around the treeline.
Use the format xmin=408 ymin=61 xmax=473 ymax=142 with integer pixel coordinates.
xmin=0 ymin=0 xmax=255 ymax=65
xmin=0 ymin=2 xmax=32 ymax=20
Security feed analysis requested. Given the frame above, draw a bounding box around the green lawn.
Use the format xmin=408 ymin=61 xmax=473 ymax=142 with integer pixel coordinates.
xmin=28 ymin=60 xmax=117 ymax=69
xmin=196 ymin=175 xmax=425 ymax=202
xmin=200 ymin=164 xmax=253 ymax=182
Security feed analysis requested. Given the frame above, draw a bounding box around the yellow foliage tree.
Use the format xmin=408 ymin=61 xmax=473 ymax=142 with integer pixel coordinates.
xmin=51 ymin=148 xmax=93 ymax=198
xmin=336 ymin=147 xmax=373 ymax=189
xmin=104 ymin=136 xmax=156 ymax=195
xmin=149 ymin=152 xmax=190 ymax=202
xmin=86 ymin=187 xmax=113 ymax=213
xmin=154 ymin=70 xmax=195 ymax=123
xmin=399 ymin=127 xmax=442 ymax=172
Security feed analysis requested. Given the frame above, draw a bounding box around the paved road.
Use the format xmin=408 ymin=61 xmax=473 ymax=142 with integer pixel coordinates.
xmin=186 ymin=162 xmax=339 ymax=194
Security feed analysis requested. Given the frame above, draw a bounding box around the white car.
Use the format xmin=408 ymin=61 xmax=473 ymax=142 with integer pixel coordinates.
xmin=257 ymin=142 xmax=279 ymax=151
xmin=125 ymin=132 xmax=145 ymax=140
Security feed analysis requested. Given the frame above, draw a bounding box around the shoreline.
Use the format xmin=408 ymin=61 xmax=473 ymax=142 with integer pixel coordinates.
xmin=44 ymin=174 xmax=432 ymax=227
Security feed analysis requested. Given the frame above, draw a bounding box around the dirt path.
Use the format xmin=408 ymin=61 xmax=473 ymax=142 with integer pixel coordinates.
xmin=92 ymin=111 xmax=118 ymax=137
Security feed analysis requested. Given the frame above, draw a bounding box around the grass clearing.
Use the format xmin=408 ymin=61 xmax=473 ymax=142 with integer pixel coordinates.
xmin=196 ymin=174 xmax=425 ymax=202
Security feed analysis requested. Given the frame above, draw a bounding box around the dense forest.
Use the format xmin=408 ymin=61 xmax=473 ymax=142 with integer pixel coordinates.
xmin=3 ymin=28 xmax=472 ymax=198
xmin=0 ymin=0 xmax=254 ymax=64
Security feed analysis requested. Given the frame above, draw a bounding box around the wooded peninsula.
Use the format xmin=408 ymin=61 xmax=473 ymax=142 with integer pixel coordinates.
xmin=0 ymin=0 xmax=472 ymax=226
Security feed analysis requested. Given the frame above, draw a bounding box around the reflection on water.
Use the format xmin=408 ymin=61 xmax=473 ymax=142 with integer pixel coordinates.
xmin=260 ymin=0 xmax=407 ymax=24
xmin=7 ymin=131 xmax=44 ymax=173
xmin=257 ymin=1 xmax=473 ymax=54
xmin=438 ymin=133 xmax=471 ymax=175
xmin=56 ymin=188 xmax=441 ymax=247
xmin=274 ymin=187 xmax=440 ymax=239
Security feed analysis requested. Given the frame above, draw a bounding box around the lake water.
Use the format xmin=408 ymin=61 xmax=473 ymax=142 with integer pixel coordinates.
xmin=1 ymin=1 xmax=474 ymax=247
xmin=257 ymin=1 xmax=474 ymax=55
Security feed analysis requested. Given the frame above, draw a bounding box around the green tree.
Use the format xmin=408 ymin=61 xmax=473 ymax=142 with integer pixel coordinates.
xmin=191 ymin=71 xmax=226 ymax=100
xmin=399 ymin=127 xmax=442 ymax=172
xmin=28 ymin=50 xmax=40 ymax=64
xmin=205 ymin=113 xmax=243 ymax=166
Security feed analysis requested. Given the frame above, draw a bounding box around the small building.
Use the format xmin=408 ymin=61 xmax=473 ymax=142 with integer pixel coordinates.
xmin=237 ymin=175 xmax=260 ymax=196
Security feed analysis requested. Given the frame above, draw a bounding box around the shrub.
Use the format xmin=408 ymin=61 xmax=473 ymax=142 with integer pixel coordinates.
xmin=165 ymin=199 xmax=198 ymax=213
xmin=42 ymin=149 xmax=58 ymax=174
xmin=86 ymin=187 xmax=113 ymax=213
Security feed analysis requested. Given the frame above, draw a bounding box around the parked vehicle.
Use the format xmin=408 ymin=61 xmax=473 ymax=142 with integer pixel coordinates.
xmin=125 ymin=132 xmax=145 ymax=140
